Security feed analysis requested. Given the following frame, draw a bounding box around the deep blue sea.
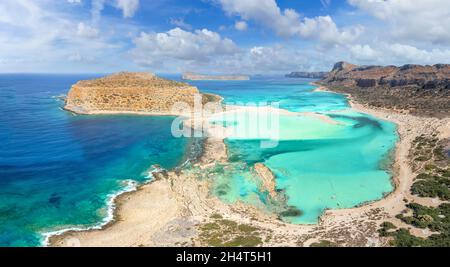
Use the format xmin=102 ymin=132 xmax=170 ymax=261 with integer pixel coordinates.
xmin=0 ymin=74 xmax=190 ymax=246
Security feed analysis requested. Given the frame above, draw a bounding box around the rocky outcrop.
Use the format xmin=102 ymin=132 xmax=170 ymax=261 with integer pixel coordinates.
xmin=285 ymin=71 xmax=328 ymax=79
xmin=323 ymin=62 xmax=450 ymax=90
xmin=330 ymin=61 xmax=358 ymax=72
xmin=320 ymin=62 xmax=450 ymax=117
xmin=254 ymin=163 xmax=277 ymax=198
xmin=182 ymin=72 xmax=250 ymax=81
xmin=65 ymin=72 xmax=219 ymax=115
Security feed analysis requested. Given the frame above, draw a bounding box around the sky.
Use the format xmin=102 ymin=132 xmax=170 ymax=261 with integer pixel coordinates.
xmin=0 ymin=0 xmax=450 ymax=74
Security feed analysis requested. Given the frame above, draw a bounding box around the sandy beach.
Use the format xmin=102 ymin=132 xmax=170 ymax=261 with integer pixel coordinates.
xmin=50 ymin=86 xmax=450 ymax=247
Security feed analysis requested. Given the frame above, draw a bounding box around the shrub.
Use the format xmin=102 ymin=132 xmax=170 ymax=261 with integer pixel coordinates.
xmin=310 ymin=240 xmax=338 ymax=247
xmin=390 ymin=229 xmax=425 ymax=247
xmin=411 ymin=178 xmax=450 ymax=201
xmin=378 ymin=222 xmax=397 ymax=237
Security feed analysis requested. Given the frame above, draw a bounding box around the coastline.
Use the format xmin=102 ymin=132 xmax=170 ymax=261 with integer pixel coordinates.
xmin=48 ymin=122 xmax=233 ymax=247
xmin=63 ymin=105 xmax=192 ymax=117
xmin=313 ymin=84 xmax=450 ymax=238
xmin=49 ymin=84 xmax=450 ymax=247
xmin=63 ymin=91 xmax=224 ymax=117
xmin=42 ymin=179 xmax=139 ymax=246
xmin=43 ymin=127 xmax=203 ymax=246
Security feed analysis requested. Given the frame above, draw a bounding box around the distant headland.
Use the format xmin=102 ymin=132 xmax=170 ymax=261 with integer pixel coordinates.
xmin=182 ymin=72 xmax=250 ymax=81
xmin=319 ymin=62 xmax=450 ymax=117
xmin=64 ymin=72 xmax=221 ymax=115
xmin=285 ymin=71 xmax=328 ymax=79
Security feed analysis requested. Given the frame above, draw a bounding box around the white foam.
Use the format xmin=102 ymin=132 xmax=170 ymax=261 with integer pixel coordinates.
xmin=40 ymin=166 xmax=165 ymax=247
xmin=41 ymin=146 xmax=195 ymax=246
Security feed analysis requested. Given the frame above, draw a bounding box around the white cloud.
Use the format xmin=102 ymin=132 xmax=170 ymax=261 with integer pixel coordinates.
xmin=217 ymin=44 xmax=337 ymax=73
xmin=348 ymin=0 xmax=450 ymax=45
xmin=115 ymin=0 xmax=140 ymax=18
xmin=68 ymin=52 xmax=96 ymax=63
xmin=169 ymin=18 xmax=193 ymax=30
xmin=349 ymin=43 xmax=450 ymax=65
xmin=349 ymin=44 xmax=379 ymax=61
xmin=77 ymin=22 xmax=99 ymax=38
xmin=0 ymin=0 xmax=73 ymax=55
xmin=91 ymin=0 xmax=139 ymax=23
xmin=299 ymin=16 xmax=363 ymax=46
xmin=219 ymin=0 xmax=363 ymax=45
xmin=130 ymin=28 xmax=240 ymax=67
xmin=129 ymin=29 xmax=336 ymax=73
xmin=0 ymin=0 xmax=135 ymax=73
xmin=247 ymin=45 xmax=307 ymax=71
xmin=91 ymin=0 xmax=105 ymax=24
xmin=126 ymin=29 xmax=337 ymax=73
xmin=234 ymin=21 xmax=248 ymax=31
xmin=387 ymin=44 xmax=450 ymax=64
xmin=1 ymin=0 xmax=448 ymax=73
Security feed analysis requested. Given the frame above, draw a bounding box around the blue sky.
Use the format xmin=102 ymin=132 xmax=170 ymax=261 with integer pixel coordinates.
xmin=0 ymin=0 xmax=449 ymax=73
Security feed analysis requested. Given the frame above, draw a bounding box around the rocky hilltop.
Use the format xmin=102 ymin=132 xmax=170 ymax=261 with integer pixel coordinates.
xmin=285 ymin=71 xmax=328 ymax=79
xmin=320 ymin=62 xmax=450 ymax=117
xmin=182 ymin=72 xmax=250 ymax=81
xmin=65 ymin=72 xmax=220 ymax=115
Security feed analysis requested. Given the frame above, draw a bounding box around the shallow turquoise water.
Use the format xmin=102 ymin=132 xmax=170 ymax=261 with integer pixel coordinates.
xmin=184 ymin=77 xmax=398 ymax=224
xmin=0 ymin=75 xmax=191 ymax=246
xmin=175 ymin=76 xmax=349 ymax=112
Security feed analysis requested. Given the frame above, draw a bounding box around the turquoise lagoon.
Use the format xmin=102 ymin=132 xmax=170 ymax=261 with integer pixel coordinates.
xmin=184 ymin=77 xmax=398 ymax=224
xmin=0 ymin=75 xmax=398 ymax=246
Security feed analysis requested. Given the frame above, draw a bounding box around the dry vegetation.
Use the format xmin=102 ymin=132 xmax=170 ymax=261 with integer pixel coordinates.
xmin=379 ymin=134 xmax=450 ymax=246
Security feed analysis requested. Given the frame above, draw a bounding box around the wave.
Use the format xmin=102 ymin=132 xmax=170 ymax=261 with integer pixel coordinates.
xmin=40 ymin=135 xmax=203 ymax=247
xmin=40 ymin=166 xmax=164 ymax=247
xmin=52 ymin=94 xmax=67 ymax=100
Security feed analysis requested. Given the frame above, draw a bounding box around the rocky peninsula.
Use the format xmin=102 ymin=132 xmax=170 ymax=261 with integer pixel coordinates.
xmin=319 ymin=62 xmax=450 ymax=117
xmin=182 ymin=72 xmax=250 ymax=81
xmin=64 ymin=72 xmax=220 ymax=115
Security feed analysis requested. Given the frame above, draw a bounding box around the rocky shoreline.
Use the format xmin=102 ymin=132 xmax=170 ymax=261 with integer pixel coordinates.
xmin=319 ymin=62 xmax=450 ymax=117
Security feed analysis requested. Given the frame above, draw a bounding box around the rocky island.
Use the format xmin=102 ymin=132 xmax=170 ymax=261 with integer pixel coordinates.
xmin=64 ymin=72 xmax=220 ymax=115
xmin=319 ymin=62 xmax=450 ymax=117
xmin=182 ymin=72 xmax=250 ymax=81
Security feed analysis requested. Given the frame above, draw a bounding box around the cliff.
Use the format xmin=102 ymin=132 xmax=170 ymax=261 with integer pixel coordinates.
xmin=182 ymin=72 xmax=250 ymax=81
xmin=64 ymin=72 xmax=220 ymax=115
xmin=285 ymin=71 xmax=328 ymax=79
xmin=320 ymin=62 xmax=450 ymax=117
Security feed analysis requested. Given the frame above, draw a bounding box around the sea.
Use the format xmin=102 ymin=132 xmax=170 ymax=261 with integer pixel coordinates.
xmin=0 ymin=74 xmax=398 ymax=246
